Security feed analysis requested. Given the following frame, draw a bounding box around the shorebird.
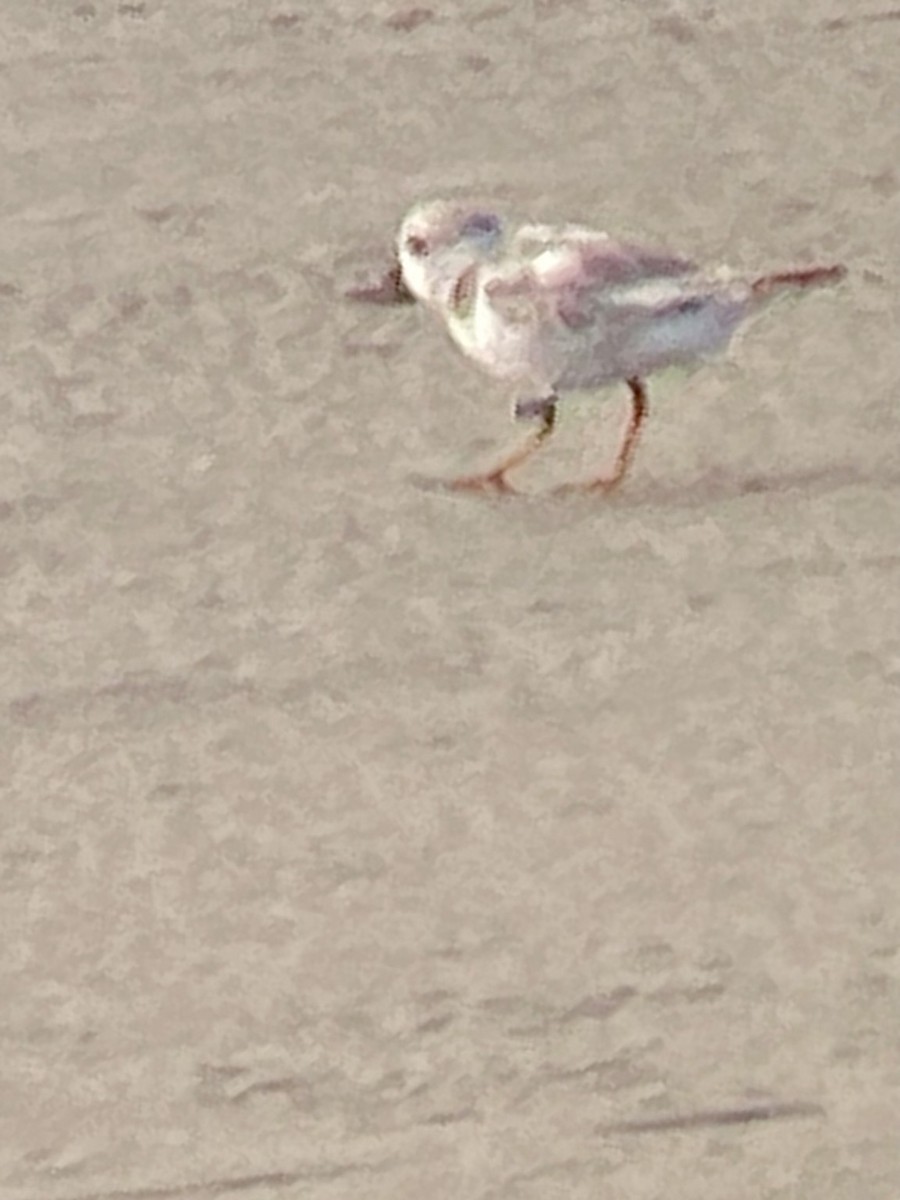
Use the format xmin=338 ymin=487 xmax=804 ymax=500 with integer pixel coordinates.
xmin=348 ymin=199 xmax=845 ymax=495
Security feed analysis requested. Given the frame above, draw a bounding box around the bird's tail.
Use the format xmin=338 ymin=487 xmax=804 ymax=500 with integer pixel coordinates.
xmin=751 ymin=264 xmax=846 ymax=300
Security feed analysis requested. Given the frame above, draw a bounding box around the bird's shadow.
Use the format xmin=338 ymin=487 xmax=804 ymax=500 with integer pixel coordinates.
xmin=646 ymin=460 xmax=900 ymax=508
xmin=408 ymin=462 xmax=900 ymax=506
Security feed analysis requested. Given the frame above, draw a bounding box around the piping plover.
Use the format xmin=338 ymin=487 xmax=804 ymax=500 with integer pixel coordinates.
xmin=348 ymin=199 xmax=845 ymax=495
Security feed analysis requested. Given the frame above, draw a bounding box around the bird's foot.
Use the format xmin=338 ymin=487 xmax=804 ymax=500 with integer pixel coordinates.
xmin=446 ymin=470 xmax=517 ymax=495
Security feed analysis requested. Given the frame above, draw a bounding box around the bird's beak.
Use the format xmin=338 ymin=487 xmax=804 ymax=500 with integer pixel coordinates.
xmin=345 ymin=258 xmax=416 ymax=305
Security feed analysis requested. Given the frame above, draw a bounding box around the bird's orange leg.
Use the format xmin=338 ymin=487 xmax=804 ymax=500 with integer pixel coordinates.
xmin=554 ymin=378 xmax=648 ymax=496
xmin=448 ymin=400 xmax=557 ymax=494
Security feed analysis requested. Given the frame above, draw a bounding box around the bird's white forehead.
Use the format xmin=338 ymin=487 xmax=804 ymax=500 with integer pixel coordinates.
xmin=399 ymin=199 xmax=503 ymax=244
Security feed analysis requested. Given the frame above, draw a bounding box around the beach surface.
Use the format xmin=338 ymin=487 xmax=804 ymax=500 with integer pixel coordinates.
xmin=2 ymin=2 xmax=899 ymax=1198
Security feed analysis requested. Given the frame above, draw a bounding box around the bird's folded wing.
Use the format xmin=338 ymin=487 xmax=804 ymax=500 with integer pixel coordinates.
xmin=482 ymin=229 xmax=697 ymax=329
xmin=511 ymin=225 xmax=695 ymax=287
xmin=556 ymin=279 xmax=717 ymax=331
xmin=484 ymin=269 xmax=710 ymax=335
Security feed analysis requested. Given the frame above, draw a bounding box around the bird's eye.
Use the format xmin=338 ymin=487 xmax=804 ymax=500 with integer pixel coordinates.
xmin=405 ymin=234 xmax=429 ymax=258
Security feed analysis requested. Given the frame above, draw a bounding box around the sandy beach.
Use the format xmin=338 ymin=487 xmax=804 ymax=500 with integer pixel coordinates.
xmin=2 ymin=2 xmax=899 ymax=1197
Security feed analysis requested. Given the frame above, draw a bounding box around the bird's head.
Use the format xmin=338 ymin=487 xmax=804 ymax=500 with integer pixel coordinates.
xmin=397 ymin=200 xmax=505 ymax=309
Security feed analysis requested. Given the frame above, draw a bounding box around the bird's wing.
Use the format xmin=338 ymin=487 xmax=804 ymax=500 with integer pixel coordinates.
xmin=493 ymin=225 xmax=698 ymax=329
xmin=512 ymin=224 xmax=695 ymax=283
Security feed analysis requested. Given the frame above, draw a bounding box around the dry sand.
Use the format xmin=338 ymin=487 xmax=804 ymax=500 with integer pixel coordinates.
xmin=2 ymin=2 xmax=899 ymax=1198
